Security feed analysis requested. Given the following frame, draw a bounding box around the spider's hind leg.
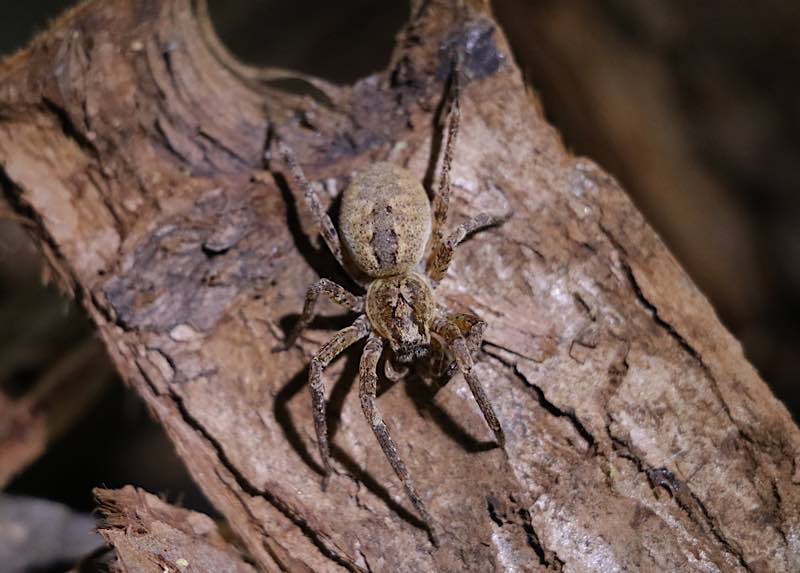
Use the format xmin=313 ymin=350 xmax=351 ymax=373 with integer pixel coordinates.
xmin=276 ymin=278 xmax=363 ymax=351
xmin=359 ymin=334 xmax=439 ymax=546
xmin=275 ymin=139 xmax=354 ymax=280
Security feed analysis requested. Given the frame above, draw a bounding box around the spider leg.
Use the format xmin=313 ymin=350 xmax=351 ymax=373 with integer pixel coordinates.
xmin=309 ymin=315 xmax=370 ymax=490
xmin=276 ymin=278 xmax=364 ymax=351
xmin=275 ymin=139 xmax=356 ymax=281
xmin=434 ymin=313 xmax=486 ymax=391
xmin=359 ymin=334 xmax=439 ymax=546
xmin=433 ymin=316 xmax=505 ymax=448
xmin=427 ymin=211 xmax=510 ymax=283
xmin=429 ymin=53 xmax=461 ymax=259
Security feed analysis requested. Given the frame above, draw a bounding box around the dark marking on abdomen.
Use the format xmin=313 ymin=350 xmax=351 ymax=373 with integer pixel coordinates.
xmin=371 ymin=203 xmax=399 ymax=269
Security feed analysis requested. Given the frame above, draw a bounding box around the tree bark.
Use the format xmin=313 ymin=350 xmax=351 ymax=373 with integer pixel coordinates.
xmin=1 ymin=0 xmax=798 ymax=571
xmin=94 ymin=486 xmax=255 ymax=573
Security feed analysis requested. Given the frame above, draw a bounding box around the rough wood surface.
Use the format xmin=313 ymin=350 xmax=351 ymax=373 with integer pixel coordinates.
xmin=494 ymin=0 xmax=765 ymax=323
xmin=1 ymin=0 xmax=798 ymax=571
xmin=494 ymin=0 xmax=800 ymax=418
xmin=95 ymin=486 xmax=255 ymax=573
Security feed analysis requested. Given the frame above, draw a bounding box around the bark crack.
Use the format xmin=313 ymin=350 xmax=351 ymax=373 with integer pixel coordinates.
xmin=606 ymin=422 xmax=753 ymax=572
xmin=618 ymin=257 xmax=764 ymax=450
xmin=357 ymin=549 xmax=374 ymax=573
xmin=133 ymin=354 xmax=365 ymax=573
xmin=619 ymin=261 xmax=703 ymax=365
xmin=770 ymin=479 xmax=789 ymax=545
xmin=485 ymin=495 xmax=565 ymax=571
xmin=40 ymin=97 xmax=100 ymax=158
xmin=484 ymin=347 xmax=596 ymax=450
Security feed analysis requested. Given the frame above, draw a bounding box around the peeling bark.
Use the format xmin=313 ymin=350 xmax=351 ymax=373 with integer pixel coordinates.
xmin=95 ymin=486 xmax=255 ymax=573
xmin=1 ymin=0 xmax=798 ymax=571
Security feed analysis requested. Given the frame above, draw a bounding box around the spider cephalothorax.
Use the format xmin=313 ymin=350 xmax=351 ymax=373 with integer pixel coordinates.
xmin=366 ymin=272 xmax=435 ymax=363
xmin=275 ymin=61 xmax=508 ymax=546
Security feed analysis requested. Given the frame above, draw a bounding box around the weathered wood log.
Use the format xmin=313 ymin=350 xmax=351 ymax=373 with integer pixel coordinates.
xmin=1 ymin=0 xmax=797 ymax=571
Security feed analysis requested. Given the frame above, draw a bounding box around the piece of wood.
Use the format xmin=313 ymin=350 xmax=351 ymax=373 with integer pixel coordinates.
xmin=493 ymin=0 xmax=765 ymax=324
xmin=493 ymin=0 xmax=800 ymax=419
xmin=1 ymin=0 xmax=797 ymax=570
xmin=95 ymin=486 xmax=256 ymax=573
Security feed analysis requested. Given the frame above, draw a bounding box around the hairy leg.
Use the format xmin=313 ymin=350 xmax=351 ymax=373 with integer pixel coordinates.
xmin=429 ymin=54 xmax=462 ymax=261
xmin=359 ymin=334 xmax=439 ymax=546
xmin=275 ymin=139 xmax=350 ymax=275
xmin=427 ymin=211 xmax=510 ymax=283
xmin=309 ymin=316 xmax=370 ymax=489
xmin=276 ymin=278 xmax=363 ymax=351
xmin=434 ymin=316 xmax=505 ymax=447
xmin=434 ymin=312 xmax=486 ymax=390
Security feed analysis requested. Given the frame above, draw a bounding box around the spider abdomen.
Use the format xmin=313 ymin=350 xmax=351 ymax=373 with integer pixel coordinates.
xmin=339 ymin=162 xmax=431 ymax=278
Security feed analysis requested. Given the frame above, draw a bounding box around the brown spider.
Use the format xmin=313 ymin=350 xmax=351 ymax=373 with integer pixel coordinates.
xmin=275 ymin=62 xmax=508 ymax=545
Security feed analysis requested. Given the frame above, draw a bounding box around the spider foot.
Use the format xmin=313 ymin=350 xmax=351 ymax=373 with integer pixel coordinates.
xmin=320 ymin=471 xmax=332 ymax=492
xmin=271 ymin=339 xmax=294 ymax=353
xmin=427 ymin=525 xmax=440 ymax=547
xmin=272 ymin=329 xmax=302 ymax=352
xmin=495 ymin=426 xmax=507 ymax=449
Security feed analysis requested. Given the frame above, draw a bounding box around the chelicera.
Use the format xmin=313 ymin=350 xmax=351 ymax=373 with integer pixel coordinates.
xmin=275 ymin=60 xmax=508 ymax=545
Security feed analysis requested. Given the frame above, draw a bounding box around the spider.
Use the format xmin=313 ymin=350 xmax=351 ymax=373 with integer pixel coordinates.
xmin=274 ymin=60 xmax=508 ymax=545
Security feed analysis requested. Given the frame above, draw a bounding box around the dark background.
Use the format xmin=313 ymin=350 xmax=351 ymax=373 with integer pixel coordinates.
xmin=2 ymin=0 xmax=798 ymax=522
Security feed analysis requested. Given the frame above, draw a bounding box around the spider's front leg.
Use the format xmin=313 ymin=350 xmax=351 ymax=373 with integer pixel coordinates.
xmin=359 ymin=334 xmax=439 ymax=546
xmin=433 ymin=315 xmax=505 ymax=448
xmin=276 ymin=278 xmax=363 ymax=351
xmin=429 ymin=53 xmax=461 ymax=262
xmin=431 ymin=312 xmax=486 ymax=390
xmin=308 ymin=316 xmax=370 ymax=489
xmin=425 ymin=56 xmax=510 ymax=283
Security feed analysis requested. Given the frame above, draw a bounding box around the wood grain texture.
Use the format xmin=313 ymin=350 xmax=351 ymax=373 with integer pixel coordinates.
xmin=95 ymin=486 xmax=255 ymax=573
xmin=1 ymin=0 xmax=798 ymax=571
